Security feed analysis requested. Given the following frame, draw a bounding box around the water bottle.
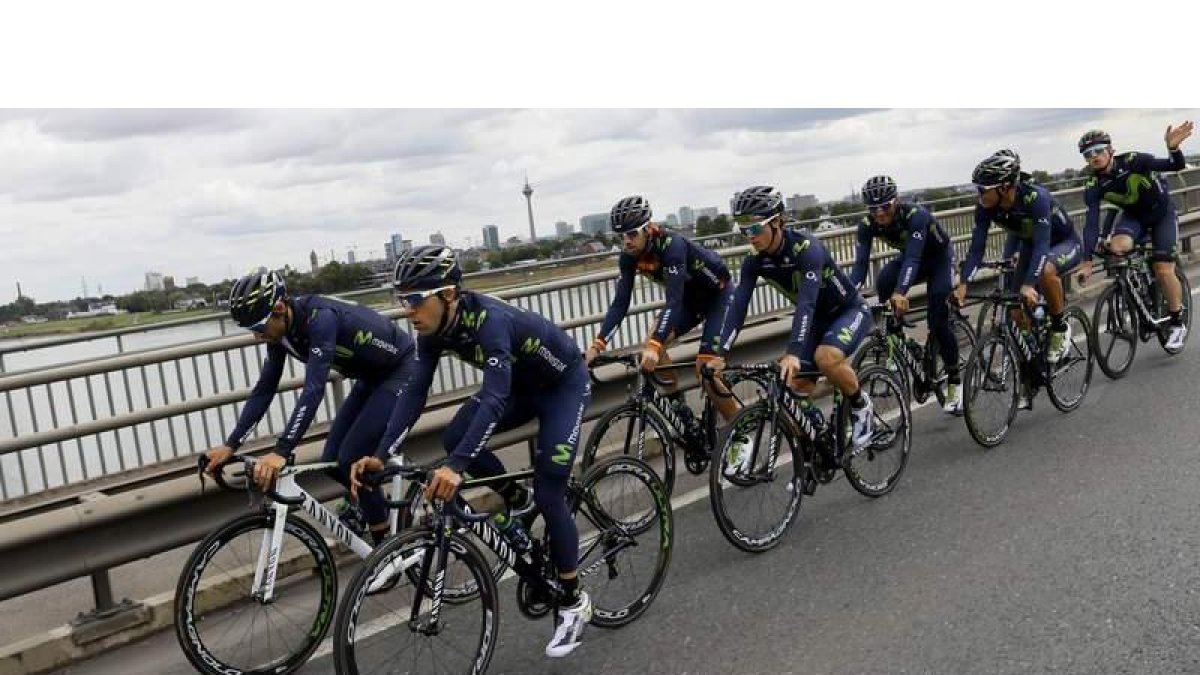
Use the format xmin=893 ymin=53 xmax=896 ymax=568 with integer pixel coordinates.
xmin=1032 ymin=305 xmax=1046 ymax=323
xmin=492 ymin=512 xmax=531 ymax=553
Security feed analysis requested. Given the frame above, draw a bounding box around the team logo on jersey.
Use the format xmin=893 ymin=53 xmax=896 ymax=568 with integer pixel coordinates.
xmin=837 ymin=327 xmax=854 ymax=345
xmin=911 ymin=230 xmax=923 ymax=240
xmin=1104 ymin=174 xmax=1152 ymax=206
xmin=792 ymin=240 xmax=811 ymax=255
xmin=1023 ymin=190 xmax=1038 ymax=205
xmin=805 ymin=270 xmax=818 ymax=281
xmin=461 ymin=309 xmax=489 ymax=330
xmin=311 ymin=347 xmax=322 ymax=356
xmin=552 ymin=444 xmax=573 ymax=466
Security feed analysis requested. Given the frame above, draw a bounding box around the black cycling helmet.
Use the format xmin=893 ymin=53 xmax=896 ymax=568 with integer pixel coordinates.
xmin=993 ymin=148 xmax=1021 ymax=166
xmin=229 ymin=270 xmax=286 ymax=328
xmin=392 ymin=246 xmax=462 ymax=291
xmin=609 ymin=195 xmax=652 ymax=233
xmin=972 ymin=154 xmax=1021 ymax=189
xmin=732 ymin=185 xmax=784 ymax=218
xmin=1078 ymin=129 xmax=1111 ymax=153
xmin=861 ymin=175 xmax=898 ymax=207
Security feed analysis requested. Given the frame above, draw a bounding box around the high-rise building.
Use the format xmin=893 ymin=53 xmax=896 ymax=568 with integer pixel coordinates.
xmin=144 ymin=272 xmax=165 ymax=291
xmin=786 ymin=194 xmax=819 ymax=212
xmin=555 ymin=221 xmax=574 ymax=238
xmin=430 ymin=232 xmax=447 ymax=246
xmin=482 ymin=225 xmax=501 ymax=251
xmin=185 ymin=276 xmax=200 ymax=287
xmin=678 ymin=206 xmax=695 ymax=227
xmin=579 ymin=213 xmax=609 ymax=237
xmin=695 ymin=207 xmax=718 ymax=220
xmin=163 ymin=276 xmax=176 ymax=291
xmin=310 ymin=250 xmax=319 ymax=273
xmin=384 ymin=242 xmax=395 ymax=263
xmin=390 ymin=233 xmax=405 ymax=257
xmin=666 ymin=213 xmax=679 ymax=228
xmin=523 ymin=175 xmax=537 ymax=242
xmin=347 ymin=249 xmax=357 ymax=264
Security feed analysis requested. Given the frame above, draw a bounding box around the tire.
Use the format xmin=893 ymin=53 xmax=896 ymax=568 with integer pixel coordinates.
xmin=1153 ymin=265 xmax=1192 ymax=355
xmin=839 ymin=364 xmax=911 ymax=498
xmin=708 ymin=401 xmax=804 ymax=553
xmin=853 ymin=334 xmax=911 ymax=403
xmin=962 ymin=334 xmax=1020 ymax=449
xmin=575 ymin=456 xmax=674 ymax=628
xmin=332 ymin=527 xmax=499 ymax=675
xmin=1091 ymin=281 xmax=1138 ymax=380
xmin=931 ymin=315 xmax=977 ymax=408
xmin=174 ymin=512 xmax=336 ymax=675
xmin=1047 ymin=306 xmax=1094 ymax=413
xmin=580 ymin=402 xmax=676 ymax=496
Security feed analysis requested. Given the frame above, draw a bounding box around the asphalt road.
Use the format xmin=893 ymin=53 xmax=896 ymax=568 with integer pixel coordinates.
xmin=51 ymin=278 xmax=1200 ymax=675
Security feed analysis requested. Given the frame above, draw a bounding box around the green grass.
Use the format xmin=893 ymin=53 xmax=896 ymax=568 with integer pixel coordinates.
xmin=0 ymin=308 xmax=217 ymax=339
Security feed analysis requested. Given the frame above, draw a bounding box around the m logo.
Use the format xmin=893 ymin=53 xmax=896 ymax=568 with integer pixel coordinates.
xmin=1023 ymin=190 xmax=1038 ymax=205
xmin=792 ymin=240 xmax=811 ymax=255
xmin=552 ymin=444 xmax=574 ymax=466
xmin=521 ymin=337 xmax=541 ymax=354
xmin=462 ymin=310 xmax=489 ymax=330
xmin=838 ymin=327 xmax=854 ymax=345
xmin=1104 ymin=174 xmax=1152 ymax=206
xmin=355 ymin=330 xmax=372 ymax=346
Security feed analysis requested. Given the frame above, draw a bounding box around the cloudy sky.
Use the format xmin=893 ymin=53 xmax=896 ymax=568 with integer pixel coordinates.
xmin=3 ymin=108 xmax=1198 ymax=303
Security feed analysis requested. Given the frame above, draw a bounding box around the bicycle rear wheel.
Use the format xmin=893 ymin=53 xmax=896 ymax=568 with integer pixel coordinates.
xmin=332 ymin=528 xmax=499 ymax=675
xmin=1091 ymin=282 xmax=1138 ymax=379
xmin=575 ymin=456 xmax=673 ymax=628
xmin=840 ymin=364 xmax=911 ymax=497
xmin=708 ymin=402 xmax=804 ymax=553
xmin=853 ymin=334 xmax=911 ymax=402
xmin=1153 ymin=265 xmax=1192 ymax=355
xmin=174 ymin=512 xmax=336 ymax=675
xmin=931 ymin=315 xmax=976 ymax=407
xmin=963 ymin=334 xmax=1020 ymax=448
xmin=1047 ymin=306 xmax=1093 ymax=412
xmin=580 ymin=402 xmax=676 ymax=495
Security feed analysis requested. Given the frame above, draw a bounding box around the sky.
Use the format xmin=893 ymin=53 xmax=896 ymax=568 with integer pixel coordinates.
xmin=3 ymin=108 xmax=1199 ymax=304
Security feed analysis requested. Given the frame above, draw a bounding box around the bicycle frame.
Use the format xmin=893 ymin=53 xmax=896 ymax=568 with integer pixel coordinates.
xmin=1106 ymin=250 xmax=1167 ymax=333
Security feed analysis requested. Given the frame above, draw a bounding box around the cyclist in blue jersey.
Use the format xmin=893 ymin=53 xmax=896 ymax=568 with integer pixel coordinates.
xmin=954 ymin=153 xmax=1083 ymax=407
xmin=349 ymin=246 xmax=593 ymax=659
xmin=851 ymin=175 xmax=962 ymax=414
xmin=204 ymin=271 xmax=416 ymax=545
xmin=1075 ymin=122 xmax=1193 ymax=349
xmin=585 ymin=196 xmax=738 ymax=425
xmin=713 ymin=186 xmax=874 ymax=475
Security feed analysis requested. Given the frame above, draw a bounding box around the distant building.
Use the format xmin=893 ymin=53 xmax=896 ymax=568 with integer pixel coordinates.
xmin=678 ymin=206 xmax=695 ymax=227
xmin=163 ymin=276 xmax=176 ymax=291
xmin=384 ymin=242 xmax=395 ymax=264
xmin=145 ymin=272 xmax=165 ymax=291
xmin=430 ymin=232 xmax=447 ymax=246
xmin=185 ymin=276 xmax=201 ymax=287
xmin=347 ymin=250 xmax=357 ymax=264
xmin=555 ymin=220 xmax=574 ymax=238
xmin=695 ymin=207 xmax=718 ymax=220
xmin=666 ymin=213 xmax=679 ymax=227
xmin=786 ymin=194 xmax=819 ymax=212
xmin=390 ymin=233 xmax=405 ymax=257
xmin=310 ymin=250 xmax=319 ymax=273
xmin=579 ymin=213 xmax=609 ymax=237
xmin=482 ymin=225 xmax=501 ymax=251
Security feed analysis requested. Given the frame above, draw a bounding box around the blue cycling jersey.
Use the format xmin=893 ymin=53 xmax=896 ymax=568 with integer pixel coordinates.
xmin=375 ymin=291 xmax=583 ymax=472
xmin=721 ymin=227 xmax=863 ymax=358
xmin=225 ymin=295 xmax=415 ymax=455
xmin=961 ymin=182 xmax=1078 ymax=287
xmin=597 ymin=231 xmax=729 ymax=347
xmin=1082 ymin=149 xmax=1185 ymax=251
xmin=850 ymin=202 xmax=952 ymax=295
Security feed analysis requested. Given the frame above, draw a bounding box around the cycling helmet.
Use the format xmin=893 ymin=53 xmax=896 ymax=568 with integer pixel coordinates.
xmin=972 ymin=154 xmax=1021 ymax=188
xmin=993 ymin=148 xmax=1021 ymax=166
xmin=609 ymin=195 xmax=652 ymax=233
xmin=392 ymin=246 xmax=462 ymax=291
xmin=1078 ymin=129 xmax=1111 ymax=153
xmin=861 ymin=175 xmax=898 ymax=207
xmin=732 ymin=185 xmax=784 ymax=218
xmin=229 ymin=270 xmax=286 ymax=328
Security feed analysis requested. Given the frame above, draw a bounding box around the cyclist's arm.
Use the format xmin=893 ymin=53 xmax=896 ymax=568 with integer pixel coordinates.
xmin=959 ymin=206 xmax=992 ymax=282
xmin=593 ymin=255 xmax=635 ymax=352
xmin=445 ymin=319 xmax=514 ymax=474
xmin=1129 ymin=149 xmax=1186 ymax=173
xmin=895 ymin=210 xmax=930 ymax=295
xmin=374 ymin=342 xmax=438 ymax=458
xmin=650 ymin=237 xmax=689 ymax=346
xmin=719 ymin=257 xmax=760 ymax=353
xmin=785 ymin=246 xmax=823 ymax=358
xmin=1025 ymin=197 xmax=1052 ymax=287
xmin=274 ymin=310 xmax=338 ymax=457
xmin=1002 ymin=233 xmax=1021 ymax=260
xmin=1081 ymin=183 xmax=1103 ymax=253
xmin=849 ymin=218 xmax=872 ymax=288
xmin=224 ymin=344 xmax=286 ymax=449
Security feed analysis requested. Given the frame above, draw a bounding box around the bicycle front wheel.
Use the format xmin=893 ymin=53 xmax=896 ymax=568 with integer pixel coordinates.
xmin=963 ymin=334 xmax=1020 ymax=448
xmin=575 ymin=456 xmax=674 ymax=628
xmin=931 ymin=314 xmax=977 ymax=408
xmin=333 ymin=527 xmax=499 ymax=675
xmin=580 ymin=402 xmax=676 ymax=495
xmin=840 ymin=364 xmax=911 ymax=497
xmin=174 ymin=512 xmax=336 ymax=675
xmin=708 ymin=402 xmax=804 ymax=553
xmin=1047 ymin=306 xmax=1093 ymax=412
xmin=1091 ymin=281 xmax=1138 ymax=379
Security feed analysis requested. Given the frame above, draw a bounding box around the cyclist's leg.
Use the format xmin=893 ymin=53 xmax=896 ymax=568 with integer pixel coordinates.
xmin=1109 ymin=215 xmax=1142 ymax=255
xmin=815 ymin=303 xmax=873 ymax=398
xmin=698 ymin=284 xmax=738 ymax=422
xmin=321 ymin=379 xmax=370 ymax=484
xmin=531 ymin=362 xmax=593 ymax=656
xmin=926 ymin=254 xmax=960 ymax=376
xmin=1041 ymin=237 xmax=1083 ymax=317
xmin=1010 ymin=242 xmax=1033 ymax=330
xmin=442 ymin=396 xmax=535 ymax=505
xmin=1149 ymin=207 xmax=1183 ymax=315
xmin=334 ymin=372 xmax=411 ymax=539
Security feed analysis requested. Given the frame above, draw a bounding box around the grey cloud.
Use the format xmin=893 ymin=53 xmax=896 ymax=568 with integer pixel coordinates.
xmin=672 ymin=109 xmax=880 ymax=135
xmin=15 ymin=109 xmax=255 ymax=142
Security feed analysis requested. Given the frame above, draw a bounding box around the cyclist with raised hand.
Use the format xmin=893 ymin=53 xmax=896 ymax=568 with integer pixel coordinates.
xmin=349 ymin=246 xmax=594 ymax=659
xmin=584 ymin=195 xmax=738 ymax=433
xmin=850 ymin=175 xmax=962 ymax=413
xmin=204 ymin=270 xmax=415 ymax=546
xmin=954 ymin=153 xmax=1084 ymax=406
xmin=1076 ymin=122 xmax=1193 ymax=349
xmin=716 ymin=185 xmax=874 ymax=472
